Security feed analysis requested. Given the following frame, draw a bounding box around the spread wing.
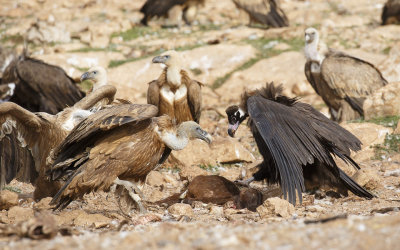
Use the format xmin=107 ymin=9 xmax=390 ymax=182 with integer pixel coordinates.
xmin=0 ymin=102 xmax=49 ymax=187
xmin=147 ymin=80 xmax=160 ymax=108
xmin=247 ymin=95 xmax=360 ymax=204
xmin=50 ymin=104 xmax=159 ymax=179
xmin=187 ymin=80 xmax=202 ymax=123
xmin=73 ymin=85 xmax=116 ymax=111
xmin=233 ymin=0 xmax=289 ymax=27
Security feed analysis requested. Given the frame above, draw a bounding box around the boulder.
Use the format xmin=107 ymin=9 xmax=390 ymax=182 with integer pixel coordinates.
xmin=27 ymin=20 xmax=71 ymax=44
xmin=364 ymin=82 xmax=400 ymax=120
xmin=352 ymin=169 xmax=381 ymax=191
xmin=257 ymin=197 xmax=295 ymax=219
xmin=168 ymin=203 xmax=194 ymax=218
xmin=0 ymin=190 xmax=19 ymax=210
xmin=7 ymin=207 xmax=35 ymax=224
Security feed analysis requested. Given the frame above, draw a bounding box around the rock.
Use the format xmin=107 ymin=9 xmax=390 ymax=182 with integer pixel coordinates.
xmin=168 ymin=203 xmax=194 ymax=218
xmin=133 ymin=214 xmax=162 ymax=226
xmin=33 ymin=197 xmax=53 ymax=210
xmin=7 ymin=207 xmax=35 ymax=223
xmin=19 ymin=211 xmax=58 ymax=240
xmin=209 ymin=206 xmax=224 ymax=216
xmin=291 ymin=81 xmax=315 ymax=96
xmin=394 ymin=122 xmax=400 ymax=135
xmin=27 ymin=20 xmax=71 ymax=44
xmin=234 ymin=188 xmax=264 ymax=212
xmin=74 ymin=212 xmax=112 ymax=228
xmin=146 ymin=171 xmax=165 ymax=187
xmin=352 ymin=169 xmax=381 ymax=191
xmin=257 ymin=197 xmax=295 ymax=219
xmin=364 ymin=82 xmax=400 ymax=120
xmin=0 ymin=190 xmax=19 ymax=210
xmin=381 ymin=42 xmax=400 ymax=83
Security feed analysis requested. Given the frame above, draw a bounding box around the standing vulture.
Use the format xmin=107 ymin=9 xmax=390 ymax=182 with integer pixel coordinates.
xmin=382 ymin=0 xmax=400 ymax=25
xmin=140 ymin=0 xmax=205 ymax=26
xmin=233 ymin=0 xmax=289 ymax=27
xmin=1 ymin=52 xmax=85 ymax=114
xmin=0 ymin=85 xmax=116 ymax=200
xmin=48 ymin=104 xmax=212 ymax=211
xmin=225 ymin=82 xmax=373 ymax=205
xmin=147 ymin=50 xmax=202 ymax=124
xmin=304 ymin=27 xmax=387 ymax=122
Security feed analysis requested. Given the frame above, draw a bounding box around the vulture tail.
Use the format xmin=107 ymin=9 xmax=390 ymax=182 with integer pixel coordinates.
xmin=50 ymin=167 xmax=84 ymax=210
xmin=338 ymin=168 xmax=374 ymax=199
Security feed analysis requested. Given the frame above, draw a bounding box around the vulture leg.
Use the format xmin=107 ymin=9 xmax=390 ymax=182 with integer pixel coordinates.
xmin=235 ymin=176 xmax=255 ymax=187
xmin=113 ymin=178 xmax=147 ymax=214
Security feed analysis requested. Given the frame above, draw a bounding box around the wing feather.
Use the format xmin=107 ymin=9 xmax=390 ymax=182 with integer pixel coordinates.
xmin=187 ymin=80 xmax=202 ymax=123
xmin=147 ymin=80 xmax=160 ymax=108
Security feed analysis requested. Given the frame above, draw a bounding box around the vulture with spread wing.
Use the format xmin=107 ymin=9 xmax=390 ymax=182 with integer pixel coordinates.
xmin=0 ymin=85 xmax=116 ymax=200
xmin=1 ymin=52 xmax=85 ymax=114
xmin=233 ymin=0 xmax=288 ymax=27
xmin=382 ymin=0 xmax=400 ymax=25
xmin=48 ymin=104 xmax=212 ymax=211
xmin=147 ymin=50 xmax=202 ymax=124
xmin=304 ymin=27 xmax=387 ymax=122
xmin=225 ymin=83 xmax=373 ymax=205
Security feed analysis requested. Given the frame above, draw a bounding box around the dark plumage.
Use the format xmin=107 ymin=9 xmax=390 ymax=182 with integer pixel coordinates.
xmin=382 ymin=0 xmax=400 ymax=25
xmin=225 ymin=82 xmax=373 ymax=205
xmin=1 ymin=52 xmax=84 ymax=114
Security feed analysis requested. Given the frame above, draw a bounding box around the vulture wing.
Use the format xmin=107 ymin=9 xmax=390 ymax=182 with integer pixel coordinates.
xmin=140 ymin=0 xmax=188 ymax=24
xmin=73 ymin=85 xmax=116 ymax=111
xmin=187 ymin=80 xmax=202 ymax=123
xmin=147 ymin=80 xmax=160 ymax=108
xmin=304 ymin=61 xmax=320 ymax=95
xmin=382 ymin=0 xmax=400 ymax=25
xmin=233 ymin=0 xmax=289 ymax=27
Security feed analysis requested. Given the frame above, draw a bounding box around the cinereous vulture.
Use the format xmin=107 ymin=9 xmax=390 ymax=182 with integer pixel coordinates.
xmin=382 ymin=0 xmax=400 ymax=25
xmin=225 ymin=82 xmax=373 ymax=205
xmin=0 ymin=85 xmax=116 ymax=200
xmin=48 ymin=104 xmax=212 ymax=211
xmin=140 ymin=0 xmax=205 ymax=26
xmin=233 ymin=0 xmax=289 ymax=27
xmin=147 ymin=50 xmax=202 ymax=124
xmin=304 ymin=27 xmax=387 ymax=122
xmin=1 ymin=52 xmax=85 ymax=114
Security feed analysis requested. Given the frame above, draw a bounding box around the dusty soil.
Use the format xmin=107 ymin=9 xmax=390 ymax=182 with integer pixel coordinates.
xmin=1 ymin=0 xmax=400 ymax=249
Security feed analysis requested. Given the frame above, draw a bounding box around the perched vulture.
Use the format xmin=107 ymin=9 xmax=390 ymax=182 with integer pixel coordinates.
xmin=80 ymin=66 xmax=108 ymax=94
xmin=0 ymin=85 xmax=116 ymax=200
xmin=382 ymin=0 xmax=400 ymax=25
xmin=1 ymin=52 xmax=85 ymax=114
xmin=140 ymin=0 xmax=205 ymax=26
xmin=225 ymin=82 xmax=373 ymax=205
xmin=48 ymin=104 xmax=212 ymax=211
xmin=304 ymin=27 xmax=387 ymax=122
xmin=147 ymin=50 xmax=202 ymax=124
xmin=233 ymin=0 xmax=289 ymax=27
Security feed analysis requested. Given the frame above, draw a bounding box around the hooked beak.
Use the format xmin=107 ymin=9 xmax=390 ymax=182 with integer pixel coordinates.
xmin=152 ymin=55 xmax=168 ymax=64
xmin=227 ymin=122 xmax=240 ymax=137
xmin=198 ymin=129 xmax=212 ymax=144
xmin=305 ymin=34 xmax=312 ymax=43
xmin=80 ymin=72 xmax=91 ymax=82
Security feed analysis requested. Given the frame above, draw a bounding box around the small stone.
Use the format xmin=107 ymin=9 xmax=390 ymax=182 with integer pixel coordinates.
xmin=33 ymin=197 xmax=53 ymax=210
xmin=209 ymin=205 xmax=224 ymax=216
xmin=352 ymin=169 xmax=381 ymax=190
xmin=0 ymin=190 xmax=19 ymax=210
xmin=146 ymin=171 xmax=164 ymax=187
xmin=74 ymin=213 xmax=111 ymax=228
xmin=168 ymin=203 xmax=194 ymax=218
xmin=257 ymin=197 xmax=295 ymax=219
xmin=8 ymin=207 xmax=35 ymax=223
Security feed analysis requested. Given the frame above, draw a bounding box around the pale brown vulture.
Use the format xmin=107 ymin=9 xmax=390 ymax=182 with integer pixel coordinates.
xmin=80 ymin=66 xmax=108 ymax=94
xmin=382 ymin=0 xmax=400 ymax=25
xmin=48 ymin=104 xmax=212 ymax=211
xmin=147 ymin=50 xmax=202 ymax=124
xmin=304 ymin=27 xmax=387 ymax=122
xmin=140 ymin=0 xmax=205 ymax=26
xmin=233 ymin=0 xmax=289 ymax=27
xmin=0 ymin=85 xmax=116 ymax=200
xmin=225 ymin=82 xmax=373 ymax=205
xmin=1 ymin=52 xmax=85 ymax=114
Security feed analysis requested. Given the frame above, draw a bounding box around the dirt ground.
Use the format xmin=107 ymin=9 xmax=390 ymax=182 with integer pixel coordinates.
xmin=1 ymin=0 xmax=400 ymax=249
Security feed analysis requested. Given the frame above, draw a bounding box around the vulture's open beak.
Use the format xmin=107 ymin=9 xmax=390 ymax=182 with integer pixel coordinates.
xmin=152 ymin=55 xmax=168 ymax=64
xmin=227 ymin=122 xmax=239 ymax=137
xmin=80 ymin=72 xmax=91 ymax=82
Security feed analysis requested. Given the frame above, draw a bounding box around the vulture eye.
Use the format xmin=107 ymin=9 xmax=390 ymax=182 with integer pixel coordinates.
xmin=93 ymin=71 xmax=98 ymax=75
xmin=165 ymin=55 xmax=170 ymax=59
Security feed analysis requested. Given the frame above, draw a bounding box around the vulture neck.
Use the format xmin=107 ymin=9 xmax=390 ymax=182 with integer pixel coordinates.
xmin=166 ymin=66 xmax=182 ymax=89
xmin=93 ymin=77 xmax=107 ymax=91
xmin=161 ymin=128 xmax=189 ymax=151
xmin=305 ymin=38 xmax=323 ymax=64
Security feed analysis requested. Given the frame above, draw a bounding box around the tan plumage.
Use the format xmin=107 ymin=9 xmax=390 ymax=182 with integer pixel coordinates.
xmin=382 ymin=0 xmax=400 ymax=25
xmin=48 ymin=104 xmax=212 ymax=210
xmin=233 ymin=0 xmax=288 ymax=27
xmin=148 ymin=50 xmax=202 ymax=124
xmin=0 ymin=85 xmax=116 ymax=200
xmin=304 ymin=28 xmax=387 ymax=122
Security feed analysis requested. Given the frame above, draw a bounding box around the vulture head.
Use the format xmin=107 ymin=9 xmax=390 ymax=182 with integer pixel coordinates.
xmin=304 ymin=27 xmax=319 ymax=44
xmin=152 ymin=50 xmax=182 ymax=68
xmin=178 ymin=121 xmax=212 ymax=144
xmin=225 ymin=105 xmax=248 ymax=137
xmin=80 ymin=66 xmax=108 ymax=91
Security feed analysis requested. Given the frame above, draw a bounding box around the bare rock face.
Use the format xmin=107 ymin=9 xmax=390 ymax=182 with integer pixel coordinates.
xmin=27 ymin=20 xmax=71 ymax=44
xmin=381 ymin=43 xmax=400 ymax=83
xmin=0 ymin=190 xmax=19 ymax=210
xmin=352 ymin=169 xmax=381 ymax=191
xmin=364 ymin=82 xmax=400 ymax=120
xmin=257 ymin=197 xmax=295 ymax=219
xmin=168 ymin=203 xmax=194 ymax=218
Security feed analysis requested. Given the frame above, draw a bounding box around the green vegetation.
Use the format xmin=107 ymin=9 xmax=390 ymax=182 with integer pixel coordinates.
xmin=111 ymin=26 xmax=156 ymax=42
xmin=68 ymin=45 xmax=120 ymax=53
xmin=198 ymin=164 xmax=219 ymax=172
xmin=76 ymin=79 xmax=93 ymax=93
xmin=190 ymin=68 xmax=203 ymax=75
xmin=2 ymin=186 xmax=22 ymax=193
xmin=373 ymin=133 xmax=400 ymax=160
xmin=382 ymin=47 xmax=391 ymax=55
xmin=0 ymin=34 xmax=24 ymax=44
xmin=350 ymin=116 xmax=400 ymax=130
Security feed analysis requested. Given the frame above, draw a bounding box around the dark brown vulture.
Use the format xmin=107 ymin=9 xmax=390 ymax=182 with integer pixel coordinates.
xmin=48 ymin=104 xmax=212 ymax=211
xmin=1 ymin=52 xmax=85 ymax=114
xmin=382 ymin=0 xmax=400 ymax=25
xmin=0 ymin=85 xmax=116 ymax=200
xmin=140 ymin=0 xmax=205 ymax=26
xmin=225 ymin=82 xmax=373 ymax=205
xmin=147 ymin=50 xmax=202 ymax=124
xmin=233 ymin=0 xmax=289 ymax=27
xmin=304 ymin=27 xmax=387 ymax=122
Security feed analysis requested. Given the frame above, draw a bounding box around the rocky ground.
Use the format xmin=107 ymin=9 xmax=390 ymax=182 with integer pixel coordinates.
xmin=1 ymin=0 xmax=400 ymax=249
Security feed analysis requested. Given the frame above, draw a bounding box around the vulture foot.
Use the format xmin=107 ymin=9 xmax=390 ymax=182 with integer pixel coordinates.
xmin=234 ymin=177 xmax=255 ymax=187
xmin=113 ymin=178 xmax=147 ymax=214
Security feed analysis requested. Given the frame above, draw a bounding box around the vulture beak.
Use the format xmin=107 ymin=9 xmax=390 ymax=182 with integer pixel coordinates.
xmin=152 ymin=55 xmax=169 ymax=64
xmin=80 ymin=72 xmax=91 ymax=82
xmin=305 ymin=34 xmax=310 ymax=43
xmin=227 ymin=122 xmax=240 ymax=137
xmin=197 ymin=128 xmax=212 ymax=144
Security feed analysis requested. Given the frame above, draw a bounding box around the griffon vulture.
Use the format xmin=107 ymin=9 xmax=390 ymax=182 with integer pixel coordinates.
xmin=0 ymin=85 xmax=116 ymax=200
xmin=147 ymin=50 xmax=202 ymax=124
xmin=233 ymin=0 xmax=289 ymax=27
xmin=48 ymin=104 xmax=212 ymax=211
xmin=382 ymin=0 xmax=400 ymax=25
xmin=1 ymin=52 xmax=85 ymax=114
xmin=140 ymin=0 xmax=205 ymax=26
xmin=304 ymin=27 xmax=387 ymax=122
xmin=225 ymin=82 xmax=373 ymax=205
